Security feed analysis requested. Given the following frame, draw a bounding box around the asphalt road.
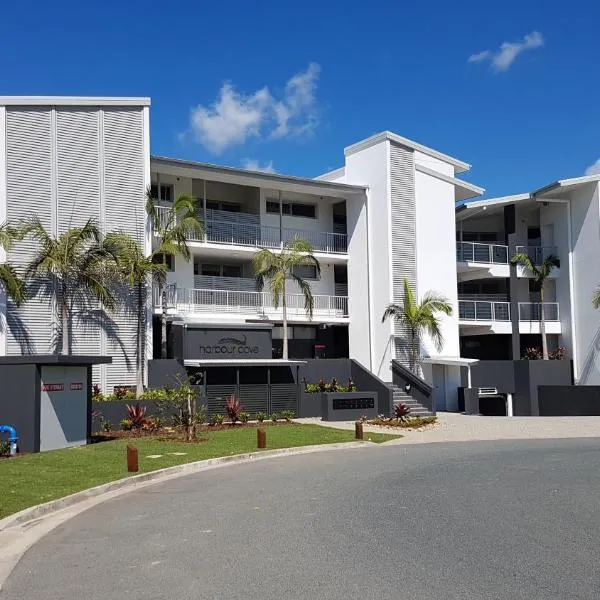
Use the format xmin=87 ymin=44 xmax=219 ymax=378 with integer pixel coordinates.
xmin=3 ymin=439 xmax=600 ymax=600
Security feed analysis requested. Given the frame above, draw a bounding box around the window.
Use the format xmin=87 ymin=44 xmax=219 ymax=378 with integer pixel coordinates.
xmin=200 ymin=263 xmax=221 ymax=277
xmin=293 ymin=326 xmax=316 ymax=340
xmin=206 ymin=200 xmax=241 ymax=212
xmin=150 ymin=184 xmax=173 ymax=203
xmin=266 ymin=200 xmax=316 ymax=218
xmin=152 ymin=253 xmax=174 ymax=271
xmin=292 ymin=264 xmax=318 ymax=280
xmin=222 ymin=265 xmax=242 ymax=278
xmin=196 ymin=263 xmax=242 ymax=278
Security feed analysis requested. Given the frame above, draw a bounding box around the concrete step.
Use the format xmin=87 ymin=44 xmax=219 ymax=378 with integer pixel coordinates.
xmin=388 ymin=384 xmax=434 ymax=417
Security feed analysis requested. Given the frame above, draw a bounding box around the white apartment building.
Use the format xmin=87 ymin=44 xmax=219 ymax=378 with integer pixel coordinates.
xmin=1 ymin=96 xmax=599 ymax=410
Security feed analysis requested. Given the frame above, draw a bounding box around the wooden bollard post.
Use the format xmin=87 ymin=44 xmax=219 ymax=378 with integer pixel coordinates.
xmin=257 ymin=429 xmax=266 ymax=449
xmin=355 ymin=421 xmax=364 ymax=440
xmin=127 ymin=445 xmax=139 ymax=472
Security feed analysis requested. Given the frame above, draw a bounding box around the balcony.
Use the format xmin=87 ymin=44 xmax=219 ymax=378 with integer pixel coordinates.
xmin=456 ymin=242 xmax=559 ymax=282
xmin=458 ymin=299 xmax=561 ymax=335
xmin=154 ymin=287 xmax=349 ymax=321
xmin=154 ymin=206 xmax=348 ymax=254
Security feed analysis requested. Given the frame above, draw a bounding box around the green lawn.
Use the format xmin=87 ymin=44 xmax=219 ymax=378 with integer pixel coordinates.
xmin=0 ymin=424 xmax=396 ymax=519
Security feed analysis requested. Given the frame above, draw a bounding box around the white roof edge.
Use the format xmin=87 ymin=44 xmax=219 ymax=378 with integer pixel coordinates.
xmin=315 ymin=166 xmax=345 ymax=181
xmin=183 ymin=359 xmax=307 ymax=366
xmin=534 ymin=173 xmax=600 ymax=196
xmin=344 ymin=130 xmax=471 ymax=174
xmin=415 ymin=164 xmax=484 ymax=198
xmin=459 ymin=193 xmax=531 ymax=210
xmin=0 ymin=96 xmax=151 ymax=107
xmin=421 ymin=356 xmax=479 ymax=366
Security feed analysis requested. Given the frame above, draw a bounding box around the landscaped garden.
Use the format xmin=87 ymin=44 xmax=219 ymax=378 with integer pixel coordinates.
xmin=0 ymin=421 xmax=397 ymax=520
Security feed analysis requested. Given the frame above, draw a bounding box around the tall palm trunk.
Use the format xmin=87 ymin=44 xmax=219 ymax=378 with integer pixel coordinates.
xmin=61 ymin=283 xmax=69 ymax=355
xmin=161 ymin=255 xmax=167 ymax=359
xmin=540 ymin=286 xmax=548 ymax=360
xmin=282 ymin=277 xmax=288 ymax=360
xmin=410 ymin=329 xmax=418 ymax=374
xmin=136 ymin=281 xmax=144 ymax=397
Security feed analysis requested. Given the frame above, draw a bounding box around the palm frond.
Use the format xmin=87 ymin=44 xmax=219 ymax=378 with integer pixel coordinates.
xmin=511 ymin=252 xmax=538 ymax=276
xmin=593 ymin=287 xmax=600 ymax=310
xmin=0 ymin=263 xmax=26 ymax=306
xmin=292 ymin=273 xmax=314 ymax=319
xmin=382 ymin=303 xmax=405 ymax=324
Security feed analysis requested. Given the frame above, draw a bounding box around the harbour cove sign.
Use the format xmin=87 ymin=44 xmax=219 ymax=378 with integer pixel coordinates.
xmin=183 ymin=326 xmax=273 ymax=360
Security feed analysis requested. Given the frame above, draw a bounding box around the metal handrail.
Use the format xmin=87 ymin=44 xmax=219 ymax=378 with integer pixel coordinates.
xmin=457 ymin=241 xmax=559 ymax=266
xmin=458 ymin=299 xmax=560 ymax=322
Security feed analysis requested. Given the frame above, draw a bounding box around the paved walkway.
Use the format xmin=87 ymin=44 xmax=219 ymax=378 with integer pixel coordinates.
xmin=296 ymin=413 xmax=600 ymax=444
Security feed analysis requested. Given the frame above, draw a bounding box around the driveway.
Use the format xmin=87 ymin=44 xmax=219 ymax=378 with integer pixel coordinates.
xmin=3 ymin=439 xmax=600 ymax=599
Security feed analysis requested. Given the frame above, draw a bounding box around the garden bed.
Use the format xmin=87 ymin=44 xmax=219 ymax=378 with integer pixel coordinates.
xmin=367 ymin=416 xmax=437 ymax=429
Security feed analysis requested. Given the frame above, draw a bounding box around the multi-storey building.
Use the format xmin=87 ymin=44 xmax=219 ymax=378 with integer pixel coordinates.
xmin=1 ymin=96 xmax=599 ymax=410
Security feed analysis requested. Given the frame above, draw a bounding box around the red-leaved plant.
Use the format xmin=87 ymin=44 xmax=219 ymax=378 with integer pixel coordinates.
xmin=224 ymin=395 xmax=244 ymax=426
xmin=125 ymin=403 xmax=149 ymax=429
xmin=393 ymin=403 xmax=411 ymax=421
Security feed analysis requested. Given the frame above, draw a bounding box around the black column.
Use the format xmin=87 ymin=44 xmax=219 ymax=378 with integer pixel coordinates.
xmin=504 ymin=205 xmax=520 ymax=359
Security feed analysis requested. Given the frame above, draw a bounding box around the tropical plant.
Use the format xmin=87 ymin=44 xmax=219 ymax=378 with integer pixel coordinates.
xmin=253 ymin=237 xmax=320 ymax=360
xmin=0 ymin=222 xmax=26 ymax=306
xmin=270 ymin=412 xmax=279 ymax=422
xmin=21 ymin=217 xmax=120 ymax=354
xmin=593 ymin=288 xmax=600 ymax=311
xmin=211 ymin=413 xmax=225 ymax=426
xmin=393 ymin=403 xmax=411 ymax=421
xmin=120 ymin=418 xmax=133 ymax=431
xmin=511 ymin=252 xmax=560 ymax=360
xmin=239 ymin=412 xmax=250 ymax=424
xmin=107 ymin=232 xmax=167 ymax=395
xmin=125 ymin=403 xmax=150 ymax=429
xmin=224 ymin=395 xmax=244 ymax=425
xmin=382 ymin=278 xmax=453 ymax=373
xmin=146 ymin=190 xmax=203 ymax=358
xmin=256 ymin=411 xmax=267 ymax=423
xmin=281 ymin=409 xmax=295 ymax=422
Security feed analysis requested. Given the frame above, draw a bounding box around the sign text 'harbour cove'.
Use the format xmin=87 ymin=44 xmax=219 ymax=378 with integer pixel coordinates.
xmin=182 ymin=326 xmax=273 ymax=360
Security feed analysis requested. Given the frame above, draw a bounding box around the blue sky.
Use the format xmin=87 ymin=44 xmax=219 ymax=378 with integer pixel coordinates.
xmin=1 ymin=0 xmax=598 ymax=197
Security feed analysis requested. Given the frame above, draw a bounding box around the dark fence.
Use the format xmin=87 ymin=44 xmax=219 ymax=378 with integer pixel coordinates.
xmin=538 ymin=386 xmax=600 ymax=416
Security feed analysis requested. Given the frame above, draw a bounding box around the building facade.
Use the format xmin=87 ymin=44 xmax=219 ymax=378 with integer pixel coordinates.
xmin=1 ymin=96 xmax=599 ymax=408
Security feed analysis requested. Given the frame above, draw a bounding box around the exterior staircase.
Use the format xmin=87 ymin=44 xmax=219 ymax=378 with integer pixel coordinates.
xmin=388 ymin=384 xmax=435 ymax=417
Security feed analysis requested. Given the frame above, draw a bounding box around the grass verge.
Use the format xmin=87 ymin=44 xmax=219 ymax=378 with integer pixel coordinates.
xmin=0 ymin=424 xmax=396 ymax=519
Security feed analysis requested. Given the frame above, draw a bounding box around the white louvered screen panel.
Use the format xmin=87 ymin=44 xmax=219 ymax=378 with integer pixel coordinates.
xmin=5 ymin=108 xmax=55 ymax=354
xmin=103 ymin=108 xmax=145 ymax=389
xmin=389 ymin=143 xmax=417 ymax=367
xmin=56 ymin=108 xmax=102 ymax=362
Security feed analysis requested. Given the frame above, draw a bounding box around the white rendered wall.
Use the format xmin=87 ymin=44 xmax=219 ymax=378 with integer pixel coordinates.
xmin=414 ymin=150 xmax=454 ymax=177
xmin=569 ymin=183 xmax=600 ymax=383
xmin=344 ymin=140 xmax=391 ymax=377
xmin=0 ymin=107 xmax=6 ymax=356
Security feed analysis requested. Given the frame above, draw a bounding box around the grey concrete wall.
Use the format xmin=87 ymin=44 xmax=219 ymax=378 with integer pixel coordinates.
xmin=538 ymin=386 xmax=600 ymax=416
xmin=148 ymin=359 xmax=189 ymax=389
xmin=0 ymin=364 xmax=40 ymax=453
xmin=351 ymin=360 xmax=394 ymax=416
xmin=297 ymin=359 xmax=352 ymax=386
xmin=321 ymin=392 xmax=378 ymax=421
xmin=470 ymin=361 xmax=516 ymax=393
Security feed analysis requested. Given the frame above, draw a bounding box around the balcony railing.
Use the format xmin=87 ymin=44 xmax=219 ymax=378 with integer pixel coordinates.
xmin=154 ymin=286 xmax=349 ymax=318
xmin=456 ymin=242 xmax=558 ymax=265
xmin=153 ymin=206 xmax=348 ymax=254
xmin=458 ymin=300 xmax=559 ymax=322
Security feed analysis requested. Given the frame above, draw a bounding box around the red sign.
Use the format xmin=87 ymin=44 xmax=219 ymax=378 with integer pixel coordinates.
xmin=42 ymin=383 xmax=64 ymax=392
xmin=70 ymin=382 xmax=83 ymax=391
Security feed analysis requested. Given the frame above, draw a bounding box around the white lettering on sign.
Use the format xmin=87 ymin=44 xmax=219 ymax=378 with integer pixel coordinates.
xmin=42 ymin=383 xmax=65 ymax=392
xmin=70 ymin=382 xmax=83 ymax=391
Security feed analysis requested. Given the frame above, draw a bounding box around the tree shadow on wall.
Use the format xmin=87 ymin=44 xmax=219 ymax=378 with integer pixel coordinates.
xmin=578 ymin=324 xmax=600 ymax=384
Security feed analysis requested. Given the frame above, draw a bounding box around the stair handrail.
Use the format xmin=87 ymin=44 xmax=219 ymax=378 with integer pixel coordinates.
xmin=391 ymin=360 xmax=433 ymax=396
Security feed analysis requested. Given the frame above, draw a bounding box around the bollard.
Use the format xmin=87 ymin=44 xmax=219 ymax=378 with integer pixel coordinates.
xmin=355 ymin=421 xmax=364 ymax=440
xmin=257 ymin=428 xmax=266 ymax=449
xmin=127 ymin=445 xmax=139 ymax=472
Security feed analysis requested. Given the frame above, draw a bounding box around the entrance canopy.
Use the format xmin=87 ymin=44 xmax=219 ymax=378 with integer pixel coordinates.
xmin=184 ymin=359 xmax=307 ymax=367
xmin=421 ymin=356 xmax=479 ymax=389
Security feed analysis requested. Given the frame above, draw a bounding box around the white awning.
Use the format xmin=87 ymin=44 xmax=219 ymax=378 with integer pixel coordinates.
xmin=184 ymin=359 xmax=307 ymax=367
xmin=421 ymin=356 xmax=479 ymax=367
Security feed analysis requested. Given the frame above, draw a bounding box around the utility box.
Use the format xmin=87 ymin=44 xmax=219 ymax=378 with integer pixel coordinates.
xmin=0 ymin=355 xmax=111 ymax=453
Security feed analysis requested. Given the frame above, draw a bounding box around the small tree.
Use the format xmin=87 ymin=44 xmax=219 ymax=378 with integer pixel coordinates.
xmin=22 ymin=218 xmax=119 ymax=354
xmin=146 ymin=190 xmax=203 ymax=358
xmin=593 ymin=287 xmax=600 ymax=310
xmin=511 ymin=252 xmax=559 ymax=360
xmin=382 ymin=278 xmax=452 ymax=374
xmin=0 ymin=222 xmax=26 ymax=306
xmin=253 ymin=237 xmax=321 ymax=360
xmin=107 ymin=233 xmax=167 ymax=396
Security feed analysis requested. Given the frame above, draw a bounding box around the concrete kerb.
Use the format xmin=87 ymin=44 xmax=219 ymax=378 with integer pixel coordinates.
xmin=0 ymin=441 xmax=372 ymax=591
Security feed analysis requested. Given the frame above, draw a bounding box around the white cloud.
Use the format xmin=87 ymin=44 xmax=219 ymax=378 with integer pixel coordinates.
xmin=585 ymin=159 xmax=600 ymax=176
xmin=241 ymin=159 xmax=276 ymax=174
xmin=469 ymin=31 xmax=544 ymax=72
xmin=188 ymin=63 xmax=321 ymax=154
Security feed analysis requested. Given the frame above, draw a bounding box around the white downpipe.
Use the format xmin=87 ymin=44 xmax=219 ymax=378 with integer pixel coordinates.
xmin=506 ymin=393 xmax=514 ymax=417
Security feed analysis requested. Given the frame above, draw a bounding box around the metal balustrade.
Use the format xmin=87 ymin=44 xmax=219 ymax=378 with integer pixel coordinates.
xmin=456 ymin=242 xmax=558 ymax=266
xmin=153 ymin=206 xmax=347 ymax=253
xmin=458 ymin=300 xmax=559 ymax=322
xmin=154 ymin=286 xmax=349 ymax=318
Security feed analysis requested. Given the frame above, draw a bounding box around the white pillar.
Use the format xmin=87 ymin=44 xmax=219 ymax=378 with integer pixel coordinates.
xmin=506 ymin=393 xmax=514 ymax=417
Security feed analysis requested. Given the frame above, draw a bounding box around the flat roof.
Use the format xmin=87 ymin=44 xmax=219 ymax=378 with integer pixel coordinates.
xmin=457 ymin=193 xmax=531 ymax=212
xmin=0 ymin=96 xmax=150 ymax=107
xmin=151 ymin=156 xmax=367 ymax=197
xmin=415 ymin=164 xmax=484 ymax=200
xmin=0 ymin=355 xmax=112 ymax=365
xmin=533 ymin=174 xmax=600 ymax=197
xmin=344 ymin=131 xmax=471 ymax=174
xmin=172 ymin=322 xmax=273 ymax=330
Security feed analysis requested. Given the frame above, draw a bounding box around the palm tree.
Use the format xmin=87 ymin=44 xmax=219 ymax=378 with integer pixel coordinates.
xmin=146 ymin=190 xmax=203 ymax=358
xmin=511 ymin=252 xmax=559 ymax=360
xmin=253 ymin=237 xmax=321 ymax=360
xmin=22 ymin=217 xmax=119 ymax=354
xmin=382 ymin=278 xmax=453 ymax=374
xmin=107 ymin=233 xmax=167 ymax=396
xmin=0 ymin=222 xmax=26 ymax=306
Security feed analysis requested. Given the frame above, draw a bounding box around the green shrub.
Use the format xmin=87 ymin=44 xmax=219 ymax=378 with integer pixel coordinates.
xmin=256 ymin=411 xmax=267 ymax=423
xmin=211 ymin=413 xmax=225 ymax=426
xmin=0 ymin=440 xmax=11 ymax=457
xmin=100 ymin=417 xmax=112 ymax=433
xmin=281 ymin=409 xmax=295 ymax=422
xmin=239 ymin=412 xmax=250 ymax=424
xmin=120 ymin=418 xmax=133 ymax=431
xmin=270 ymin=412 xmax=279 ymax=422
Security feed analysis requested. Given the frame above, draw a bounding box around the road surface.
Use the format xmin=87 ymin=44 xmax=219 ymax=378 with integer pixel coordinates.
xmin=3 ymin=439 xmax=600 ymax=599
